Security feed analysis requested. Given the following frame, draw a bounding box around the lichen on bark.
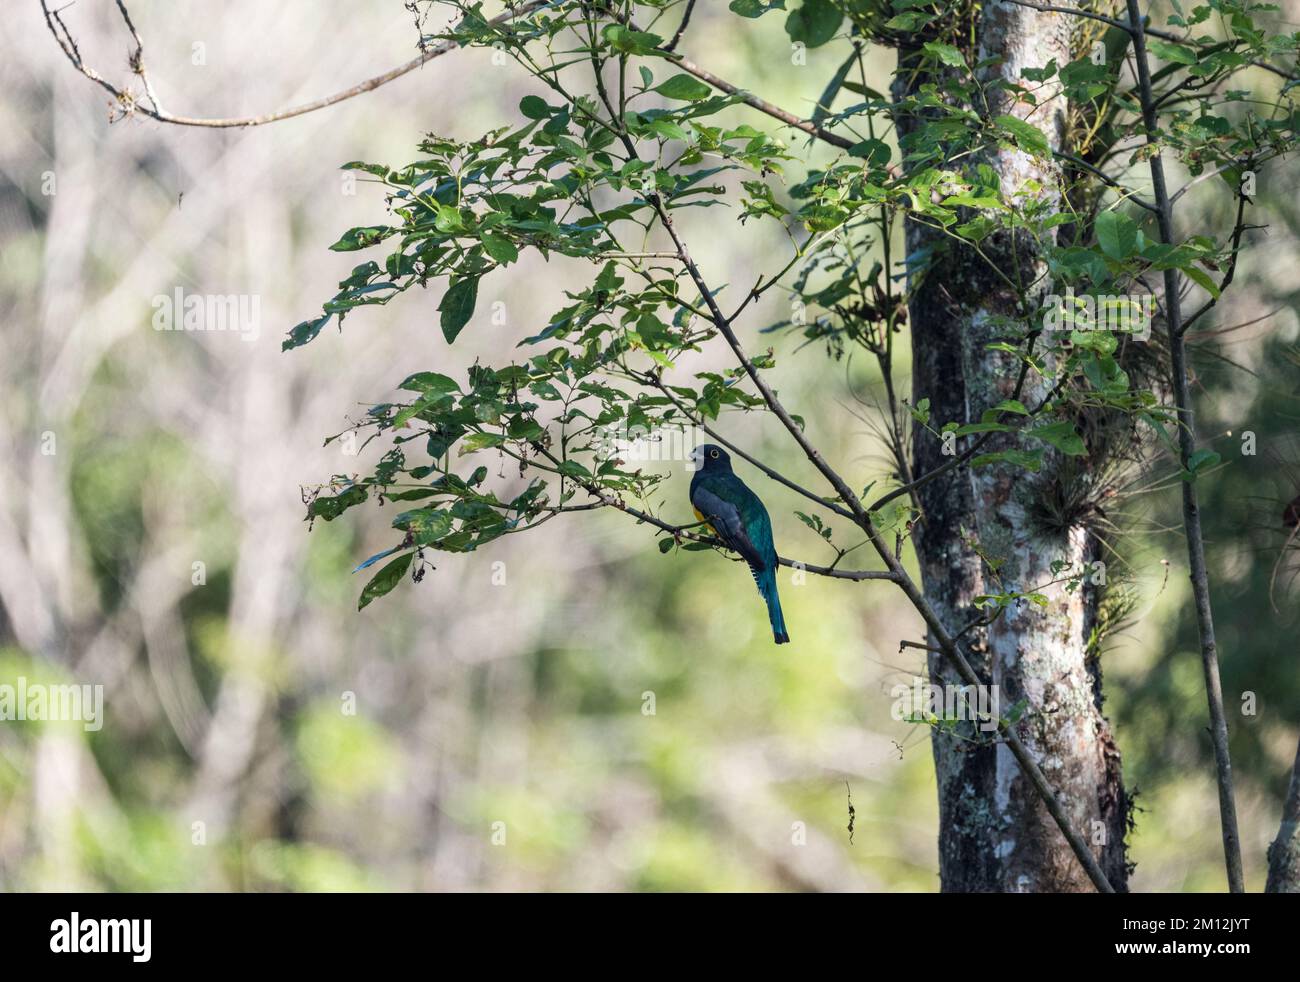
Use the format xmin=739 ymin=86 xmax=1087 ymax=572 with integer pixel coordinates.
xmin=894 ymin=2 xmax=1131 ymax=892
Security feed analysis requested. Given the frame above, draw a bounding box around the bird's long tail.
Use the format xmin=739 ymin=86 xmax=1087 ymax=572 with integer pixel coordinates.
xmin=756 ymin=566 xmax=790 ymax=644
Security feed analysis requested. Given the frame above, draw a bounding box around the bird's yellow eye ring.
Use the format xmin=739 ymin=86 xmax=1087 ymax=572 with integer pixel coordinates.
xmin=709 ymin=449 xmax=719 ymax=459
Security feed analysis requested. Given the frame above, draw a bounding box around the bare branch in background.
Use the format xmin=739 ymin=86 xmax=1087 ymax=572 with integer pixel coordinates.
xmin=39 ymin=0 xmax=553 ymax=127
xmin=40 ymin=0 xmax=874 ymax=156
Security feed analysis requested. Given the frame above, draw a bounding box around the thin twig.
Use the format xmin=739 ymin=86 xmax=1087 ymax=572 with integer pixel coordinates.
xmin=543 ymin=450 xmax=895 ymax=581
xmin=899 ymin=640 xmax=942 ymax=653
xmin=665 ymin=50 xmax=856 ymax=150
xmin=1181 ymin=189 xmax=1250 ymax=335
xmin=1054 ymin=150 xmax=1159 ymax=214
xmin=630 ymin=369 xmax=859 ymax=522
xmin=1000 ymin=0 xmax=1131 ymax=33
xmin=663 ymin=0 xmax=696 ymax=53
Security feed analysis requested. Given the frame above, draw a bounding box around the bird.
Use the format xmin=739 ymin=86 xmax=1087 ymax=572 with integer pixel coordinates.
xmin=688 ymin=443 xmax=790 ymax=644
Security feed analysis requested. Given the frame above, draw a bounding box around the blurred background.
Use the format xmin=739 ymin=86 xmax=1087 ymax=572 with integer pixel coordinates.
xmin=0 ymin=0 xmax=1297 ymax=892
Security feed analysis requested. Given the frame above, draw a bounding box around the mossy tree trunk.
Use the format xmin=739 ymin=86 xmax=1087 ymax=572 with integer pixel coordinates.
xmin=893 ymin=3 xmax=1130 ymax=892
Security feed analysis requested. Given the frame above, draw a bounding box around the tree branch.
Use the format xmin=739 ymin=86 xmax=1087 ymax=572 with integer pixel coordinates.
xmin=999 ymin=0 xmax=1131 ymax=33
xmin=44 ymin=0 xmax=877 ymax=154
xmin=1180 ymin=188 xmax=1250 ymax=335
xmin=1054 ymin=150 xmax=1159 ymax=214
xmin=1126 ymin=0 xmax=1244 ymax=893
xmin=40 ymin=0 xmax=555 ymax=127
xmin=541 ymin=451 xmax=894 ymax=582
xmin=663 ymin=0 xmax=696 ymax=53
xmin=613 ymin=5 xmax=861 ymax=152
xmin=628 ymin=368 xmax=859 ymax=523
xmin=665 ymin=50 xmax=856 ymax=151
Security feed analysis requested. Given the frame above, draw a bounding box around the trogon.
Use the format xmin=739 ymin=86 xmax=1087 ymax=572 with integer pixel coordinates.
xmin=688 ymin=444 xmax=790 ymax=644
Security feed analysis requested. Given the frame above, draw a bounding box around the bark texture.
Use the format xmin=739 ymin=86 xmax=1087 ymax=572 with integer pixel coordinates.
xmin=894 ymin=3 xmax=1130 ymax=892
xmin=1266 ymin=737 xmax=1300 ymax=892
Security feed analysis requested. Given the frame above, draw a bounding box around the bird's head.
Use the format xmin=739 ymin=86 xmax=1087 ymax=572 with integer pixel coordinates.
xmin=689 ymin=443 xmax=732 ymax=473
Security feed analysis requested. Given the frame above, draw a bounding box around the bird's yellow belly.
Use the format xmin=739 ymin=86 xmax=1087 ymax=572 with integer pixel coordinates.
xmin=693 ymin=507 xmax=716 ymax=535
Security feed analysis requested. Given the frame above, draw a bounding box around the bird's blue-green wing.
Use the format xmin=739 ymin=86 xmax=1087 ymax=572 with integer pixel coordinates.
xmin=690 ymin=471 xmax=789 ymax=643
xmin=691 ymin=482 xmax=766 ymax=569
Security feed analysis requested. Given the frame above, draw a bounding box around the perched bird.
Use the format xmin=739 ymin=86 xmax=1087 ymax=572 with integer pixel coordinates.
xmin=688 ymin=444 xmax=790 ymax=644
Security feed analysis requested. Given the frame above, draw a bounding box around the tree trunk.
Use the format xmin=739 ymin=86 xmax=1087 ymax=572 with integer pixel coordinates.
xmin=894 ymin=4 xmax=1130 ymax=892
xmin=1266 ymin=738 xmax=1300 ymax=892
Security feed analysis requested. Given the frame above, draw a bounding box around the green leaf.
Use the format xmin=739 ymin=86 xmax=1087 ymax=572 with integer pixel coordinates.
xmin=658 ymin=537 xmax=675 ymax=554
xmin=654 ymin=74 xmax=712 ymax=101
xmin=849 ymin=138 xmax=891 ymax=166
xmin=785 ymin=0 xmax=841 ymax=48
xmin=813 ymin=49 xmax=856 ymax=126
xmin=1185 ymin=448 xmax=1221 ymax=478
xmin=955 ymin=421 xmax=1014 ymax=436
xmin=392 ymin=398 xmax=433 ymax=429
xmin=458 ymin=432 xmax=506 ymax=455
xmin=358 ymin=552 xmax=413 ymax=610
xmin=923 ymin=42 xmax=966 ymax=68
xmin=994 ymin=115 xmax=1050 ymax=157
xmin=434 ymin=206 xmax=466 ymax=234
xmin=439 ymin=277 xmax=479 ymax=343
xmin=729 ymin=0 xmax=783 ymax=16
xmin=646 ymin=119 xmax=690 ymax=142
xmin=399 ymin=372 xmax=460 ymax=395
xmin=283 ymin=314 xmax=331 ymax=351
xmin=883 ymin=11 xmax=937 ymax=30
xmin=481 ymin=233 xmax=519 ymax=265
xmin=308 ymin=485 xmax=367 ymax=521
xmin=1081 ymin=350 xmax=1130 ymax=396
xmin=1148 ymin=39 xmax=1198 ymax=65
xmin=329 ymin=226 xmax=392 ymax=252
xmin=519 ymin=95 xmax=550 ymax=119
xmin=602 ymin=24 xmax=664 ymax=55
xmin=340 ymin=161 xmax=390 ymax=177
xmin=1028 ymin=420 xmax=1086 ymax=456
xmin=1095 ymin=210 xmax=1139 ymax=261
xmin=393 ymin=507 xmax=452 ymax=541
xmin=1181 ymin=264 xmax=1221 ymax=299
